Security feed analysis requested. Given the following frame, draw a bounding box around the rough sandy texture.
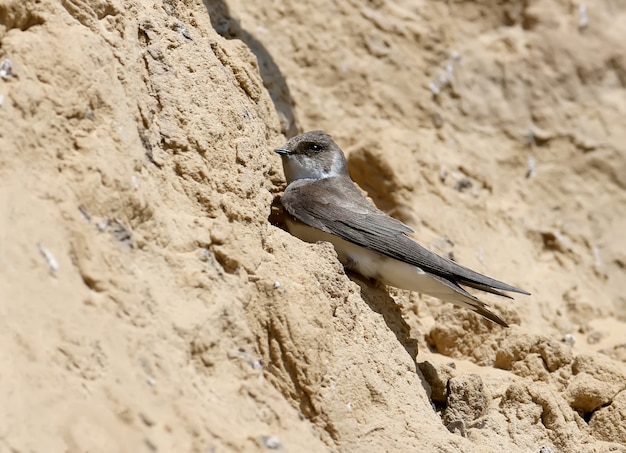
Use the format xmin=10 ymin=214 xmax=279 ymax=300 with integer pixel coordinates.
xmin=1 ymin=0 xmax=625 ymax=451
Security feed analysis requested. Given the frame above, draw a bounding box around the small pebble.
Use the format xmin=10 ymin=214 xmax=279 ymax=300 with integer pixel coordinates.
xmin=37 ymin=243 xmax=59 ymax=276
xmin=261 ymin=435 xmax=281 ymax=450
xmin=0 ymin=59 xmax=12 ymax=79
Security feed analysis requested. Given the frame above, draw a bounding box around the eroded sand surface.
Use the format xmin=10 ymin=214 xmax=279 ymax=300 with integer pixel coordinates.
xmin=1 ymin=0 xmax=625 ymax=451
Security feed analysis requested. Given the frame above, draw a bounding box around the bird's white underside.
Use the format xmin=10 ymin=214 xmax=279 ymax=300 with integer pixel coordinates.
xmin=286 ymin=218 xmax=482 ymax=312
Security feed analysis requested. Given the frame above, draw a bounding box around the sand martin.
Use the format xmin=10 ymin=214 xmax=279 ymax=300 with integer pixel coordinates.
xmin=274 ymin=130 xmax=530 ymax=326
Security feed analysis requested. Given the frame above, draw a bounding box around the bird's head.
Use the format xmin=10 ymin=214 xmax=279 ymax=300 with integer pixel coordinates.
xmin=274 ymin=130 xmax=349 ymax=184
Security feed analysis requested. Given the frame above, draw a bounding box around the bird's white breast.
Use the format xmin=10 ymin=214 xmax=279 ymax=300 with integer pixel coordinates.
xmin=286 ymin=219 xmax=445 ymax=291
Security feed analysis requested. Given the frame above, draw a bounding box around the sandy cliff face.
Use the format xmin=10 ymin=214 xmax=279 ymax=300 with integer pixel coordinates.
xmin=1 ymin=0 xmax=625 ymax=451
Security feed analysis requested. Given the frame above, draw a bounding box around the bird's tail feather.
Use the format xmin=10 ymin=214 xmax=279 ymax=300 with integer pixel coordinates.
xmin=428 ymin=275 xmax=509 ymax=327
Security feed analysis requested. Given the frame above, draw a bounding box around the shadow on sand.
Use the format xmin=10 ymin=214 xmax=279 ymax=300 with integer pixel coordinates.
xmin=202 ymin=0 xmax=300 ymax=138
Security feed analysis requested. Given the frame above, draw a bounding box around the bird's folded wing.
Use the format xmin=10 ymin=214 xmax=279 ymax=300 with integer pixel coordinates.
xmin=281 ymin=177 xmax=529 ymax=296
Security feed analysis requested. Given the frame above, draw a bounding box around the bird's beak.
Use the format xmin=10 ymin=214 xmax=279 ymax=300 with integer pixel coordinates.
xmin=274 ymin=147 xmax=291 ymax=155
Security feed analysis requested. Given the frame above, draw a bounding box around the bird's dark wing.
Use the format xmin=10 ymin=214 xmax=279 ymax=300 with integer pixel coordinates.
xmin=281 ymin=177 xmax=529 ymax=296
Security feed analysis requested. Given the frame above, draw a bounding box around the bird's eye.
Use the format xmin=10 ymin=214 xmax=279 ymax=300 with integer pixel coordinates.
xmin=310 ymin=143 xmax=321 ymax=152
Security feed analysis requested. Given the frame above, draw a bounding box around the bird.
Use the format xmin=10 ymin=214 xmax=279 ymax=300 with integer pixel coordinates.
xmin=274 ymin=130 xmax=530 ymax=327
